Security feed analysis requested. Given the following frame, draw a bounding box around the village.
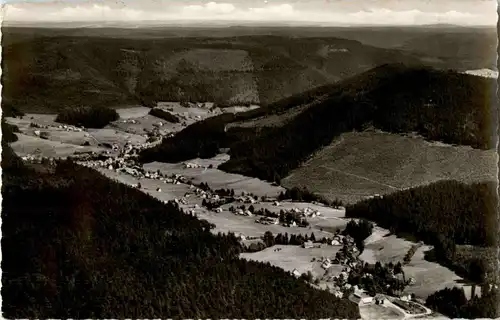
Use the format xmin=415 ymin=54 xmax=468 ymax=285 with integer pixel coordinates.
xmin=5 ymin=103 xmax=469 ymax=320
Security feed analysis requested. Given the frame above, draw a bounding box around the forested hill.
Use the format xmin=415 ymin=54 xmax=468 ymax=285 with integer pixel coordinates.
xmin=1 ymin=144 xmax=359 ymax=318
xmin=346 ymin=180 xmax=498 ymax=248
xmin=140 ymin=64 xmax=497 ymax=183
xmin=345 ymin=180 xmax=498 ymax=283
xmin=2 ymin=30 xmax=431 ymax=113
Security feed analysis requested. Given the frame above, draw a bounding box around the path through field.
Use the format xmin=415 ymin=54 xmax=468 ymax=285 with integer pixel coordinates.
xmin=321 ymin=165 xmax=401 ymax=190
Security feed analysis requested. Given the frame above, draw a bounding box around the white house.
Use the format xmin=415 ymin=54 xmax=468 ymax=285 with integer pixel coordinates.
xmin=353 ymin=290 xmax=374 ymax=305
xmin=374 ymin=294 xmax=386 ymax=305
xmin=303 ymin=241 xmax=314 ymax=249
xmin=400 ymin=294 xmax=412 ymax=301
xmin=322 ymin=260 xmax=332 ymax=269
xmin=292 ymin=269 xmax=301 ymax=278
xmin=331 ymin=239 xmax=341 ymax=246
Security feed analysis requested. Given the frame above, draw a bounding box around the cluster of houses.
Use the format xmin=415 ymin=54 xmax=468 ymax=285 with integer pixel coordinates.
xmin=333 ymin=236 xmax=359 ymax=266
xmin=184 ymin=162 xmax=205 ymax=169
xmin=281 ymin=206 xmax=322 ymax=218
xmin=236 ymin=194 xmax=259 ymax=204
xmin=231 ymin=207 xmax=254 ymax=217
xmin=364 ymin=194 xmax=383 ymax=200
xmin=255 ymin=216 xmax=279 ymax=225
xmin=31 ymin=122 xmax=85 ymax=133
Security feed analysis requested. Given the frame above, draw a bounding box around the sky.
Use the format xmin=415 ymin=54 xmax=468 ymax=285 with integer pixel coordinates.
xmin=1 ymin=0 xmax=498 ymax=26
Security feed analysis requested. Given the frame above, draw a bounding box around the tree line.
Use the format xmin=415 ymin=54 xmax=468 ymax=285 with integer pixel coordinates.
xmin=426 ymin=286 xmax=499 ymax=319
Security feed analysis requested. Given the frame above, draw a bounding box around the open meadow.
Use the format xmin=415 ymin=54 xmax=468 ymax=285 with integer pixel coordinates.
xmin=144 ymin=158 xmax=285 ymax=198
xmin=360 ymin=232 xmax=472 ymax=300
xmin=240 ymin=244 xmax=342 ymax=278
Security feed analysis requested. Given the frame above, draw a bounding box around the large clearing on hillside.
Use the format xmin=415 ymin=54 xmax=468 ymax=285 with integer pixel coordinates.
xmin=282 ymin=131 xmax=497 ymax=204
xmin=162 ymin=49 xmax=254 ymax=72
xmin=360 ymin=233 xmax=468 ymax=299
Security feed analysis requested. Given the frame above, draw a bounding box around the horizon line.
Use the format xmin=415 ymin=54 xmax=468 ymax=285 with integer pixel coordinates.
xmin=3 ymin=21 xmax=496 ymax=28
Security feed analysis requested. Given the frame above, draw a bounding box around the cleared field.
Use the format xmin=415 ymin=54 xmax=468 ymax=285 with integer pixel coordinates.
xmin=282 ymin=131 xmax=498 ymax=204
xmin=115 ymin=107 xmax=151 ymax=119
xmin=95 ymin=167 xmax=192 ymax=201
xmin=227 ymin=102 xmax=312 ymax=129
xmin=165 ymin=48 xmax=254 ymax=72
xmin=18 ymin=113 xmax=58 ymax=126
xmin=108 ymin=114 xmax=185 ymax=135
xmin=196 ymin=209 xmax=334 ymax=239
xmin=359 ymin=234 xmax=415 ymax=264
xmin=87 ymin=128 xmax=147 ymax=147
xmin=362 ymin=235 xmax=468 ymax=299
xmin=240 ymin=244 xmax=342 ymax=279
xmin=222 ymin=105 xmax=260 ymax=113
xmin=9 ymin=133 xmax=104 ymax=158
xmin=144 ymin=160 xmax=285 ymax=198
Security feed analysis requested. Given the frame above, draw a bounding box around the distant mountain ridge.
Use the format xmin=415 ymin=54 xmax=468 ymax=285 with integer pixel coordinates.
xmin=2 ymin=28 xmax=489 ymax=114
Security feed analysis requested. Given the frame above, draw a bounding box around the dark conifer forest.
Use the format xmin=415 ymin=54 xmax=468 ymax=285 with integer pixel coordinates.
xmin=56 ymin=105 xmax=119 ymax=128
xmin=426 ymin=286 xmax=499 ymax=319
xmin=1 ymin=144 xmax=359 ymax=319
xmin=345 ymin=180 xmax=498 ymax=281
xmin=140 ymin=64 xmax=497 ymax=183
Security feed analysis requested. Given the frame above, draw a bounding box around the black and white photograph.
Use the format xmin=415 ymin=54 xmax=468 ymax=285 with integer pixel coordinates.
xmin=1 ymin=0 xmax=499 ymax=318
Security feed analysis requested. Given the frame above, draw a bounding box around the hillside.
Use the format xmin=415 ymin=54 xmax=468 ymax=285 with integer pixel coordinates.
xmin=3 ymin=27 xmax=451 ymax=113
xmin=345 ymin=180 xmax=498 ymax=283
xmin=140 ymin=64 xmax=497 ymax=184
xmin=1 ymin=144 xmax=359 ymax=318
xmin=281 ymin=131 xmax=497 ymax=204
xmin=3 ymin=26 xmax=496 ymax=72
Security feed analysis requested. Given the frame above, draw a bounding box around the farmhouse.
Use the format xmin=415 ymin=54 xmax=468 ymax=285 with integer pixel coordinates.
xmin=374 ymin=294 xmax=386 ymax=305
xmin=352 ymin=289 xmax=374 ymax=305
xmin=292 ymin=269 xmax=301 ymax=278
xmin=321 ymin=259 xmax=332 ymax=269
xmin=256 ymin=217 xmax=278 ymax=225
xmin=302 ymin=241 xmax=314 ymax=249
xmin=331 ymin=239 xmax=341 ymax=246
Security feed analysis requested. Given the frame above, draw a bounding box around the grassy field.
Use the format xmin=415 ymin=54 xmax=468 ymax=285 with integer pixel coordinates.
xmin=360 ymin=233 xmax=470 ymax=299
xmin=282 ymin=131 xmax=497 ymax=204
xmin=6 ymin=114 xmax=148 ymax=152
xmin=144 ymin=160 xmax=285 ymax=198
xmin=8 ymin=133 xmax=104 ymax=158
xmin=240 ymin=244 xmax=342 ymax=279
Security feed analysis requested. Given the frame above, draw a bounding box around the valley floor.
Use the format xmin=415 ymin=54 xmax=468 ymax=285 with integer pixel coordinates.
xmin=4 ymin=109 xmax=478 ymax=319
